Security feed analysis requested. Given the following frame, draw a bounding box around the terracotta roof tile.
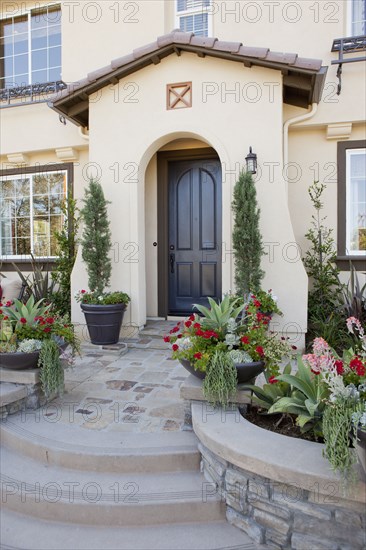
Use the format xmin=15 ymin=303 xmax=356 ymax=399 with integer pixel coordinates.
xmin=238 ymin=45 xmax=269 ymax=59
xmin=157 ymin=32 xmax=176 ymax=48
xmin=293 ymin=57 xmax=323 ymax=70
xmin=172 ymin=30 xmax=194 ymax=44
xmin=111 ymin=53 xmax=135 ymax=70
xmin=190 ymin=36 xmax=217 ymax=48
xmin=213 ymin=40 xmax=242 ymax=53
xmin=266 ymin=51 xmax=298 ymax=65
xmin=87 ymin=65 xmax=113 ymax=82
xmin=133 ymin=41 xmax=159 ymax=60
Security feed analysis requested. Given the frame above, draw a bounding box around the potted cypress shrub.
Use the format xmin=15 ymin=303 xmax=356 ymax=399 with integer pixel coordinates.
xmin=77 ymin=179 xmax=130 ymax=345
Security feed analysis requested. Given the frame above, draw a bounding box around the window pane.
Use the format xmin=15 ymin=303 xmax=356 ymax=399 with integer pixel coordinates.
xmin=0 ymin=19 xmax=13 ymax=38
xmin=33 ymin=175 xmax=48 ymax=194
xmin=0 ymin=179 xmax=15 ymax=197
xmin=49 ymin=46 xmax=61 ymax=68
xmin=0 ymin=36 xmax=13 ymax=57
xmin=12 ymin=73 xmax=28 ymax=86
xmin=13 ymin=16 xmax=28 ymax=35
xmin=1 ymin=238 xmax=15 ymax=255
xmin=50 ymin=215 xmax=62 ymax=255
xmin=17 ymin=237 xmax=31 ymax=256
xmin=31 ymin=69 xmax=47 ymax=84
xmin=16 ymin=197 xmax=30 ymax=216
xmin=33 ymin=217 xmax=50 ymax=256
xmin=33 ymin=195 xmax=49 ymax=215
xmin=49 ymin=66 xmax=61 ymax=81
xmin=352 ymin=0 xmax=366 ymax=35
xmin=177 ymin=0 xmax=210 ymax=11
xmin=16 ymin=217 xmax=31 ymax=237
xmin=14 ymin=53 xmax=28 ymax=75
xmin=32 ymin=48 xmax=47 ymax=70
xmin=48 ymin=25 xmax=61 ymax=47
xmin=49 ymin=194 xmax=62 ymax=214
xmin=14 ymin=32 xmax=28 ymax=55
xmin=49 ymin=173 xmax=65 ymax=194
xmin=348 ymin=150 xmax=366 ymax=253
xmin=179 ymin=13 xmax=208 ymax=35
xmin=15 ymin=178 xmax=30 ymax=196
xmin=31 ymin=28 xmax=47 ymax=50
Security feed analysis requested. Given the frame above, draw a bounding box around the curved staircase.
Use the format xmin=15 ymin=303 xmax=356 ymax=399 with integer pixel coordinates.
xmin=0 ymin=413 xmax=260 ymax=550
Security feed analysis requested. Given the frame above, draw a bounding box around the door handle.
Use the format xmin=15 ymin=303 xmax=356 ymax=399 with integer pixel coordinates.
xmin=170 ymin=253 xmax=175 ymax=274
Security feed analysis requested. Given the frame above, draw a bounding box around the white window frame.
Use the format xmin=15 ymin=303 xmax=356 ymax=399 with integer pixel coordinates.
xmin=175 ymin=0 xmax=213 ymax=37
xmin=0 ymin=3 xmax=61 ymax=89
xmin=346 ymin=148 xmax=366 ymax=256
xmin=0 ymin=168 xmax=68 ymax=260
xmin=347 ymin=0 xmax=366 ymax=36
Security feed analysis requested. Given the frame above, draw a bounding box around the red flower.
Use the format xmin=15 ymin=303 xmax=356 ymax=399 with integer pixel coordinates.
xmin=350 ymin=357 xmax=366 ymax=376
xmin=291 ymin=345 xmax=297 ymax=350
xmin=255 ymin=346 xmax=264 ymax=357
xmin=185 ymin=320 xmax=192 ymax=328
xmin=3 ymin=316 xmax=9 ymax=320
xmin=81 ymin=289 xmax=86 ymax=294
xmin=172 ymin=344 xmax=179 ymax=352
xmin=189 ymin=315 xmax=195 ymax=321
xmin=241 ymin=336 xmax=250 ymax=344
xmin=193 ymin=323 xmax=201 ymax=329
xmin=177 ymin=334 xmax=182 ymax=339
xmin=163 ymin=336 xmax=170 ymax=343
xmin=335 ymin=360 xmax=344 ymax=375
xmin=20 ymin=317 xmax=27 ymax=324
xmin=269 ymin=376 xmax=277 ymax=384
xmin=43 ymin=327 xmax=51 ymax=333
xmin=253 ymin=300 xmax=261 ymax=308
xmin=196 ymin=329 xmax=204 ymax=336
xmin=0 ymin=310 xmax=2 ymax=315
xmin=194 ymin=352 xmax=202 ymax=360
xmin=170 ymin=326 xmax=179 ymax=334
xmin=5 ymin=301 xmax=12 ymax=307
xmin=46 ymin=317 xmax=55 ymax=324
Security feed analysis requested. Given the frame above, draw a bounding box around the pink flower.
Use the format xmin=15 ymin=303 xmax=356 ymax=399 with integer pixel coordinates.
xmin=81 ymin=289 xmax=86 ymax=294
xmin=312 ymin=337 xmax=330 ymax=355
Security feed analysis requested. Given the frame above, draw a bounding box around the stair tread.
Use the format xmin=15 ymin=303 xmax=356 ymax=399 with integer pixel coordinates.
xmin=1 ymin=508 xmax=262 ymax=550
xmin=1 ymin=445 xmax=217 ymax=504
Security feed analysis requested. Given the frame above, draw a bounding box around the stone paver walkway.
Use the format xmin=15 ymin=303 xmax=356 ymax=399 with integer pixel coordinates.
xmin=50 ymin=322 xmax=191 ymax=434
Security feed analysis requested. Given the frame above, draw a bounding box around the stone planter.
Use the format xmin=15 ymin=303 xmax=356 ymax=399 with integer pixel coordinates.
xmin=179 ymin=358 xmax=265 ymax=384
xmin=81 ymin=303 xmax=127 ymax=345
xmin=0 ymin=351 xmax=40 ymax=370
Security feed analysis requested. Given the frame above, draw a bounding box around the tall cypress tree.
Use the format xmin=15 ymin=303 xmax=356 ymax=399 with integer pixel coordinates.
xmin=81 ymin=179 xmax=112 ymax=295
xmin=232 ymin=170 xmax=264 ymax=295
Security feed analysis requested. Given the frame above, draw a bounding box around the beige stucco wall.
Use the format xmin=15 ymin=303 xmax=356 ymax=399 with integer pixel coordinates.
xmin=65 ymin=52 xmax=309 ymax=343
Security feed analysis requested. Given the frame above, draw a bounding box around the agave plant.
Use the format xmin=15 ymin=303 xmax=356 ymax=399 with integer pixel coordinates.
xmin=193 ymin=295 xmax=244 ymax=334
xmin=243 ymin=363 xmax=293 ymax=411
xmin=268 ymin=356 xmax=328 ymax=436
xmin=1 ymin=295 xmax=51 ymax=327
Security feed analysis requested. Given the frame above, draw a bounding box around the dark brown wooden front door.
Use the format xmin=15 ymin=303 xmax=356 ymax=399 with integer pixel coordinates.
xmin=168 ymin=158 xmax=222 ymax=315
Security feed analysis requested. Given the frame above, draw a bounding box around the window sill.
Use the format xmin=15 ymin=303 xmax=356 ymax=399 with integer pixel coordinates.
xmin=0 ymin=259 xmax=57 ymax=272
xmin=336 ymin=256 xmax=366 ymax=271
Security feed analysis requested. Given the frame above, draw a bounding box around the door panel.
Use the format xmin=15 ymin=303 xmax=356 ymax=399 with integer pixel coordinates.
xmin=168 ymin=158 xmax=222 ymax=315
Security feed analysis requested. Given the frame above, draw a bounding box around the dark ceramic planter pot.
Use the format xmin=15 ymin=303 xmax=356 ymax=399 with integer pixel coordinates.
xmin=356 ymin=428 xmax=366 ymax=475
xmin=81 ymin=303 xmax=127 ymax=345
xmin=179 ymin=358 xmax=265 ymax=384
xmin=0 ymin=351 xmax=40 ymax=370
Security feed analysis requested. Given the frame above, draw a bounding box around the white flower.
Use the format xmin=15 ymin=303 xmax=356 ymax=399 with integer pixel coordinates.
xmin=177 ymin=337 xmax=193 ymax=351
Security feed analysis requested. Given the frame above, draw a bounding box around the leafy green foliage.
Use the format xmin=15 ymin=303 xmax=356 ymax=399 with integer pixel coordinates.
xmin=268 ymin=356 xmax=328 ymax=436
xmin=340 ymin=262 xmax=366 ymax=325
xmin=193 ymin=295 xmax=243 ymax=334
xmin=232 ymin=170 xmax=265 ymax=295
xmin=38 ymin=339 xmax=64 ymax=397
xmin=303 ymin=181 xmax=345 ymax=350
xmin=75 ymin=290 xmax=130 ymax=305
xmin=322 ymin=399 xmax=363 ymax=479
xmin=243 ymin=364 xmax=292 ymax=410
xmin=203 ymin=349 xmax=238 ymax=406
xmin=81 ymin=179 xmax=112 ymax=295
xmin=51 ymin=197 xmax=80 ymax=316
xmin=2 ymin=296 xmax=51 ymax=327
xmin=11 ymin=254 xmax=55 ymax=303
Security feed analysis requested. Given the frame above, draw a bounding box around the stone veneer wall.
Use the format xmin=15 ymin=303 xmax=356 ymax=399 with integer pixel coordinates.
xmin=0 ymin=381 xmax=49 ymax=420
xmin=199 ymin=442 xmax=366 ymax=550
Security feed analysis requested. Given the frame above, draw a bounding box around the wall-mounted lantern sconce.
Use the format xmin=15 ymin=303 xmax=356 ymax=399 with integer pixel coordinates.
xmin=245 ymin=146 xmax=257 ymax=174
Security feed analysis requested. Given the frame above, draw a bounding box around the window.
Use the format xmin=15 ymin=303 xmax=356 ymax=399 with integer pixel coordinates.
xmin=337 ymin=141 xmax=366 ymax=267
xmin=176 ymin=1 xmax=211 ymax=37
xmin=0 ymin=4 xmax=61 ymax=89
xmin=349 ymin=0 xmax=366 ymax=35
xmin=0 ymin=164 xmax=71 ymax=259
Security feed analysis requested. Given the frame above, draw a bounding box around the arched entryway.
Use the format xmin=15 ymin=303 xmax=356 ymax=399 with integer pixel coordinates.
xmin=144 ymin=138 xmax=223 ymax=319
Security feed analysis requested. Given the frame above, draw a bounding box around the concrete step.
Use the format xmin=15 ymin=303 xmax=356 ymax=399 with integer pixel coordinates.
xmin=0 ymin=414 xmax=200 ymax=473
xmin=0 ymin=383 xmax=27 ymax=407
xmin=1 ymin=445 xmax=223 ymax=526
xmin=1 ymin=508 xmax=261 ymax=550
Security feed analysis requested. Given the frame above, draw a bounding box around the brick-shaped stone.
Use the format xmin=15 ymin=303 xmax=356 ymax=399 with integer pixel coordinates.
xmin=248 ymin=477 xmax=271 ymax=500
xmin=225 ymin=467 xmax=249 ymax=489
xmin=335 ymin=509 xmax=363 ymax=529
xmin=253 ymin=508 xmax=290 ymax=535
xmin=226 ymin=493 xmax=247 ymax=513
xmin=249 ymin=495 xmax=292 ymax=520
xmin=293 ymin=513 xmax=364 ymax=545
xmin=273 ymin=493 xmax=332 ymax=520
xmin=266 ymin=527 xmax=291 ymax=548
xmin=226 ymin=507 xmax=264 ymax=544
xmin=292 ymin=532 xmax=339 ymax=550
xmin=198 ymin=443 xmax=227 ymax=476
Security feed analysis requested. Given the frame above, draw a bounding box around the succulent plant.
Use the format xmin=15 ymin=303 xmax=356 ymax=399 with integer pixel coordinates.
xmin=228 ymin=349 xmax=253 ymax=364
